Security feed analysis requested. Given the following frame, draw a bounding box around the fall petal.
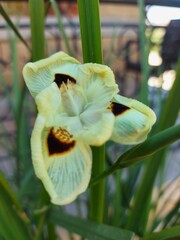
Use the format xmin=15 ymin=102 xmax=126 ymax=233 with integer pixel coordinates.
xmin=31 ymin=115 xmax=92 ymax=205
xmin=110 ymin=95 xmax=156 ymax=144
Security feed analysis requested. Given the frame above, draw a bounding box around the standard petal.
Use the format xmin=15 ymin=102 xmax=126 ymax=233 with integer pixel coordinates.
xmin=23 ymin=51 xmax=80 ymax=97
xmin=31 ymin=115 xmax=92 ymax=205
xmin=79 ymin=63 xmax=119 ymax=107
xmin=110 ymin=95 xmax=156 ymax=144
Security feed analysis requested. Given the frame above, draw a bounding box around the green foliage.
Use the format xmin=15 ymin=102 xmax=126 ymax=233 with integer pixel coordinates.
xmin=0 ymin=173 xmax=32 ymax=240
xmin=143 ymin=226 xmax=180 ymax=240
xmin=90 ymin=124 xmax=180 ymax=186
xmin=50 ymin=209 xmax=134 ymax=240
xmin=0 ymin=3 xmax=31 ymax=52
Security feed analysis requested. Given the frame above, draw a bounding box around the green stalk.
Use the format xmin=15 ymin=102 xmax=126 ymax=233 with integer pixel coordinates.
xmin=77 ymin=0 xmax=104 ymax=223
xmin=112 ymin=171 xmax=122 ymax=226
xmin=89 ymin=145 xmax=105 ymax=222
xmin=77 ymin=0 xmax=103 ymax=64
xmin=34 ymin=212 xmax=46 ymax=240
xmin=29 ymin=0 xmax=45 ymax=61
xmin=47 ymin=223 xmax=57 ymax=240
xmin=137 ymin=0 xmax=149 ymax=105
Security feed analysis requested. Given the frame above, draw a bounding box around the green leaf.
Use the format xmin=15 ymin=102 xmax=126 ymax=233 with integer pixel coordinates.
xmin=144 ymin=226 xmax=180 ymax=240
xmin=161 ymin=200 xmax=180 ymax=229
xmin=0 ymin=173 xmax=32 ymax=240
xmin=50 ymin=210 xmax=134 ymax=240
xmin=149 ymin=178 xmax=180 ymax=232
xmin=0 ymin=63 xmax=13 ymax=109
xmin=10 ymin=34 xmax=20 ymax=109
xmin=90 ymin=124 xmax=180 ymax=186
xmin=0 ymin=3 xmax=31 ymax=52
xmin=119 ymin=124 xmax=180 ymax=167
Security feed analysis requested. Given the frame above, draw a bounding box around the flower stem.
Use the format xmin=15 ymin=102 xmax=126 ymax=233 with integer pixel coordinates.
xmin=77 ymin=0 xmax=105 ymax=223
xmin=77 ymin=0 xmax=103 ymax=64
xmin=89 ymin=146 xmax=105 ymax=223
xmin=29 ymin=0 xmax=45 ymax=61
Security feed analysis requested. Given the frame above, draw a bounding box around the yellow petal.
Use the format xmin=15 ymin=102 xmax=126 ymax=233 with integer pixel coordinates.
xmin=110 ymin=95 xmax=156 ymax=144
xmin=31 ymin=115 xmax=92 ymax=205
xmin=35 ymin=83 xmax=61 ymax=117
xmin=78 ymin=107 xmax=115 ymax=146
xmin=23 ymin=51 xmax=80 ymax=97
xmin=80 ymin=63 xmax=119 ymax=106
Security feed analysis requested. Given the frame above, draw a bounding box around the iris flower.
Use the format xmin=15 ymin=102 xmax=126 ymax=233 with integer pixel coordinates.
xmin=23 ymin=52 xmax=156 ymax=205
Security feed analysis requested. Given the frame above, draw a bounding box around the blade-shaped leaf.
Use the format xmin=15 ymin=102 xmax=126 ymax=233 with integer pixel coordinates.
xmin=143 ymin=225 xmax=180 ymax=240
xmin=50 ymin=0 xmax=73 ymax=56
xmin=0 ymin=173 xmax=32 ymax=240
xmin=50 ymin=209 xmax=134 ymax=240
xmin=0 ymin=3 xmax=31 ymax=52
xmin=90 ymin=124 xmax=180 ymax=186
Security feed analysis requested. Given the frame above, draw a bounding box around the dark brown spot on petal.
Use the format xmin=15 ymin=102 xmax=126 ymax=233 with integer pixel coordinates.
xmin=54 ymin=73 xmax=76 ymax=88
xmin=109 ymin=102 xmax=130 ymax=116
xmin=47 ymin=128 xmax=75 ymax=156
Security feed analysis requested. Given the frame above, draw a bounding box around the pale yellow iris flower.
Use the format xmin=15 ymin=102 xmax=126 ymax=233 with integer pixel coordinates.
xmin=23 ymin=52 xmax=156 ymax=205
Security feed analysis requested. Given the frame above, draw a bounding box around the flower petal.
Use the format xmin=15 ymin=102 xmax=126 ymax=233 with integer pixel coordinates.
xmin=50 ymin=109 xmax=115 ymax=146
xmin=31 ymin=114 xmax=92 ymax=205
xmin=78 ymin=107 xmax=115 ymax=146
xmin=23 ymin=51 xmax=80 ymax=97
xmin=110 ymin=95 xmax=156 ymax=144
xmin=79 ymin=63 xmax=119 ymax=107
xmin=35 ymin=83 xmax=61 ymax=117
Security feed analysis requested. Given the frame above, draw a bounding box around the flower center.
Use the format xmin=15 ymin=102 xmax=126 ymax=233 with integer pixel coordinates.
xmin=53 ymin=127 xmax=73 ymax=143
xmin=54 ymin=73 xmax=76 ymax=88
xmin=60 ymin=81 xmax=87 ymax=117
